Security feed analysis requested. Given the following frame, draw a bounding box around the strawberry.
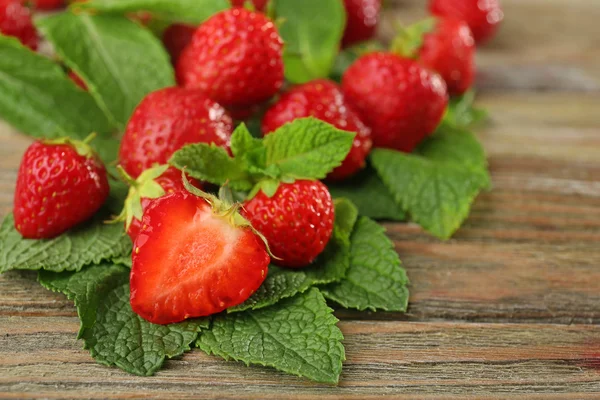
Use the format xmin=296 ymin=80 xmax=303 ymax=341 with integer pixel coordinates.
xmin=13 ymin=136 xmax=109 ymax=239
xmin=118 ymin=86 xmax=233 ymax=178
xmin=429 ymin=0 xmax=503 ymax=44
xmin=243 ymin=180 xmax=335 ymax=268
xmin=115 ymin=165 xmax=202 ymax=242
xmin=342 ymin=52 xmax=448 ymax=152
xmin=342 ymin=0 xmax=381 ymax=48
xmin=417 ymin=17 xmax=475 ymax=96
xmin=130 ymin=184 xmax=270 ymax=324
xmin=176 ymin=8 xmax=284 ymax=109
xmin=262 ymin=79 xmax=372 ymax=180
xmin=0 ymin=0 xmax=38 ymax=50
xmin=162 ymin=23 xmax=196 ymax=63
xmin=230 ymin=0 xmax=267 ymax=11
xmin=68 ymin=70 xmax=87 ymax=91
xmin=32 ymin=0 xmax=64 ymax=10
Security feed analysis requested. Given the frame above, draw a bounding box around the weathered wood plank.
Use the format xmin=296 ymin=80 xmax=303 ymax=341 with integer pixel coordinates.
xmin=2 ymin=316 xmax=600 ymax=398
xmin=383 ymin=0 xmax=600 ymax=91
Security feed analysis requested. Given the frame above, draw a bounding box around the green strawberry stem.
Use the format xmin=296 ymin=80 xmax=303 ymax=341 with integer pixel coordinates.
xmin=390 ymin=17 xmax=437 ymax=58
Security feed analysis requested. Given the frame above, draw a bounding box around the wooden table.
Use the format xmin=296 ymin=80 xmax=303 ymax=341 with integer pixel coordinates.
xmin=1 ymin=0 xmax=600 ymax=398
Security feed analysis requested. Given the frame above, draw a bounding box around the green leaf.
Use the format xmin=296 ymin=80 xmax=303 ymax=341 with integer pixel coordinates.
xmin=443 ymin=90 xmax=488 ymax=129
xmin=38 ymin=262 xmax=129 ymax=337
xmin=328 ymin=166 xmax=405 ymax=221
xmin=229 ymin=199 xmax=357 ymax=312
xmin=371 ymin=147 xmax=489 ymax=239
xmin=0 ymin=35 xmax=114 ymax=139
xmin=330 ymin=40 xmax=385 ymax=82
xmin=198 ymin=288 xmax=345 ymax=384
xmin=230 ymin=123 xmax=267 ymax=176
xmin=274 ymin=0 xmax=346 ymax=83
xmin=322 ymin=217 xmax=409 ymax=311
xmin=169 ymin=143 xmax=253 ymax=191
xmin=111 ymin=255 xmax=132 ymax=268
xmin=37 ymin=13 xmax=175 ymax=130
xmin=74 ymin=0 xmax=229 ymax=24
xmin=81 ymin=278 xmax=210 ymax=376
xmin=0 ymin=213 xmax=132 ymax=273
xmin=263 ymin=118 xmax=354 ymax=180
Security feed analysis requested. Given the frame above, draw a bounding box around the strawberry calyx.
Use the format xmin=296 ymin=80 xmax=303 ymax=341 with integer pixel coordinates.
xmin=112 ymin=164 xmax=169 ymax=230
xmin=42 ymin=132 xmax=98 ymax=159
xmin=390 ymin=17 xmax=437 ymax=58
xmin=181 ymin=169 xmax=280 ymax=259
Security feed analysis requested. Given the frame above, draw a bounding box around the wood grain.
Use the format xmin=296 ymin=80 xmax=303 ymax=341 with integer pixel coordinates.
xmin=1 ymin=0 xmax=600 ymax=397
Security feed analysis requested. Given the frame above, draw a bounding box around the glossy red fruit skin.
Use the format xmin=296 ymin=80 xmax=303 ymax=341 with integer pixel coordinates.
xmin=243 ymin=180 xmax=335 ymax=268
xmin=0 ymin=0 xmax=38 ymax=50
xmin=230 ymin=0 xmax=267 ymax=11
xmin=130 ymin=192 xmax=269 ymax=324
xmin=127 ymin=167 xmax=202 ymax=242
xmin=342 ymin=52 xmax=448 ymax=152
xmin=418 ymin=17 xmax=475 ymax=96
xmin=162 ymin=24 xmax=196 ymax=63
xmin=13 ymin=141 xmax=109 ymax=239
xmin=262 ymin=79 xmax=372 ymax=180
xmin=429 ymin=0 xmax=503 ymax=44
xmin=68 ymin=71 xmax=87 ymax=91
xmin=33 ymin=0 xmax=64 ymax=10
xmin=342 ymin=0 xmax=381 ymax=48
xmin=118 ymin=87 xmax=233 ymax=178
xmin=176 ymin=8 xmax=284 ymax=109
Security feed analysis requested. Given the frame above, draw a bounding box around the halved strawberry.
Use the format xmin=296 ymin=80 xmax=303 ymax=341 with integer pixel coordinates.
xmin=130 ymin=181 xmax=270 ymax=324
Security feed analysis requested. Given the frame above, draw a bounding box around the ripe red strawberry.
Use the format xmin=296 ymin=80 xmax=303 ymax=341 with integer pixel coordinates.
xmin=13 ymin=137 xmax=109 ymax=239
xmin=342 ymin=0 xmax=381 ymax=48
xmin=342 ymin=52 xmax=448 ymax=152
xmin=230 ymin=0 xmax=267 ymax=11
xmin=130 ymin=189 xmax=270 ymax=324
xmin=118 ymin=86 xmax=233 ymax=178
xmin=429 ymin=0 xmax=503 ymax=44
xmin=162 ymin=23 xmax=196 ymax=63
xmin=262 ymin=79 xmax=372 ymax=180
xmin=68 ymin=70 xmax=87 ymax=91
xmin=0 ymin=0 xmax=38 ymax=50
xmin=32 ymin=0 xmax=64 ymax=10
xmin=115 ymin=165 xmax=202 ymax=242
xmin=176 ymin=8 xmax=284 ymax=109
xmin=417 ymin=17 xmax=475 ymax=96
xmin=243 ymin=180 xmax=334 ymax=268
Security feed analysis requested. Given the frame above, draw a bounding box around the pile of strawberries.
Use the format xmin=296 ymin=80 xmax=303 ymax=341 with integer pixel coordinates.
xmin=5 ymin=0 xmax=503 ymax=325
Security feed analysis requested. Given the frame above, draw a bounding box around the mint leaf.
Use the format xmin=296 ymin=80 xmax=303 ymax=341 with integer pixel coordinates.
xmin=38 ymin=262 xmax=128 ymax=337
xmin=229 ymin=198 xmax=357 ymax=312
xmin=0 ymin=35 xmax=114 ymax=139
xmin=198 ymin=288 xmax=345 ymax=384
xmin=0 ymin=213 xmax=132 ymax=273
xmin=81 ymin=278 xmax=209 ymax=376
xmin=111 ymin=255 xmax=132 ymax=268
xmin=230 ymin=123 xmax=267 ymax=172
xmin=170 ymin=143 xmax=253 ymax=191
xmin=328 ymin=166 xmax=405 ymax=221
xmin=274 ymin=0 xmax=345 ymax=83
xmin=322 ymin=217 xmax=409 ymax=311
xmin=73 ymin=0 xmax=228 ymax=24
xmin=443 ymin=90 xmax=488 ymax=129
xmin=371 ymin=148 xmax=488 ymax=239
xmin=37 ymin=13 xmax=174 ymax=130
xmin=263 ymin=118 xmax=354 ymax=180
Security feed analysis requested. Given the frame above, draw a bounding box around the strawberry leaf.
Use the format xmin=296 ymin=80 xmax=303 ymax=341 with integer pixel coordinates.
xmin=371 ymin=127 xmax=490 ymax=239
xmin=73 ymin=0 xmax=229 ymax=24
xmin=274 ymin=0 xmax=346 ymax=83
xmin=263 ymin=118 xmax=355 ymax=180
xmin=39 ymin=262 xmax=128 ymax=337
xmin=328 ymin=166 xmax=406 ymax=221
xmin=0 ymin=35 xmax=114 ymax=139
xmin=322 ymin=217 xmax=409 ymax=311
xmin=0 ymin=214 xmax=132 ymax=274
xmin=229 ymin=198 xmax=357 ymax=312
xmin=198 ymin=288 xmax=345 ymax=384
xmin=37 ymin=13 xmax=174 ymax=130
